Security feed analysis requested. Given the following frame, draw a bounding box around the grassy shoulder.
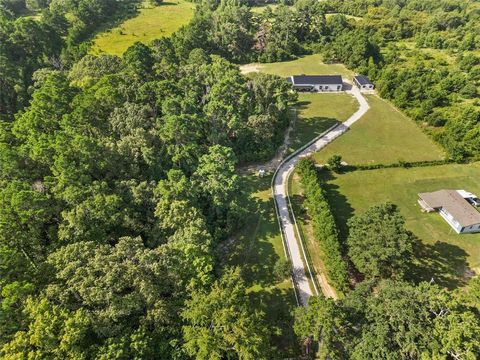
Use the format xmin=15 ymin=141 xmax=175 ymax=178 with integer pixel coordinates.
xmin=219 ymin=174 xmax=298 ymax=357
xmin=320 ymin=163 xmax=480 ymax=288
xmin=314 ymin=95 xmax=445 ymax=165
xmin=91 ymin=0 xmax=194 ymax=56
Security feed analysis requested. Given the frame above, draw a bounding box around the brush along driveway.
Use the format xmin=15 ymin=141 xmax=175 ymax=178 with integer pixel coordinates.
xmin=273 ymin=86 xmax=369 ymax=306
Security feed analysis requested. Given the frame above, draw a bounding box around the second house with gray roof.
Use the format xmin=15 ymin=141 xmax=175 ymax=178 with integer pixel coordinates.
xmin=287 ymin=75 xmax=343 ymax=92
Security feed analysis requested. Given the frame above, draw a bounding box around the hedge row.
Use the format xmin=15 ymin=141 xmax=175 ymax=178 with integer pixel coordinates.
xmin=344 ymin=158 xmax=454 ymax=172
xmin=296 ymin=158 xmax=349 ymax=292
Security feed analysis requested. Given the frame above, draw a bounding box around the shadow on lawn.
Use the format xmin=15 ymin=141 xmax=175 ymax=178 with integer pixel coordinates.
xmin=317 ymin=170 xmax=355 ymax=247
xmin=220 ymin=175 xmax=283 ymax=288
xmin=408 ymin=239 xmax=470 ymax=289
xmin=292 ymin=101 xmax=339 ymax=150
xmin=240 ymin=195 xmax=283 ymax=288
xmin=249 ymin=286 xmax=299 ymax=358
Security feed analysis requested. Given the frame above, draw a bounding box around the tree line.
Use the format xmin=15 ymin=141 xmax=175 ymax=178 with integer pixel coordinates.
xmin=297 ymin=158 xmax=348 ymax=292
xmin=0 ymin=0 xmax=144 ymax=122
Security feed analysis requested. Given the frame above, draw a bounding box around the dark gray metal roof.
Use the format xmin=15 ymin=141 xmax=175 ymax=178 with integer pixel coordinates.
xmin=354 ymin=75 xmax=373 ymax=86
xmin=290 ymin=75 xmax=343 ymax=85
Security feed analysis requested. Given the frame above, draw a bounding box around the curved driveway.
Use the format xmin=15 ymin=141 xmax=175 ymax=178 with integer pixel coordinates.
xmin=273 ymin=86 xmax=369 ymax=306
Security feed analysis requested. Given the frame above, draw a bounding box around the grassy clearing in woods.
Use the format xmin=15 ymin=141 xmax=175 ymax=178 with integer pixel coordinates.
xmin=91 ymin=0 xmax=194 ymax=56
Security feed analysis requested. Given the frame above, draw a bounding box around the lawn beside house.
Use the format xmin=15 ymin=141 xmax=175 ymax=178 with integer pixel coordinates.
xmin=320 ymin=163 xmax=480 ymax=288
xmin=241 ymin=54 xmax=354 ymax=78
xmin=288 ymin=92 xmax=359 ymax=153
xmin=90 ymin=0 xmax=194 ymax=56
xmin=314 ymin=95 xmax=445 ymax=165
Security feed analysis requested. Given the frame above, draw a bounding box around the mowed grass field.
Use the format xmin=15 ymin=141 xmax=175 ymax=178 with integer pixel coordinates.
xmin=219 ymin=174 xmax=298 ymax=357
xmin=243 ymin=55 xmax=360 ymax=153
xmin=289 ymin=92 xmax=359 ymax=152
xmin=91 ymin=0 xmax=194 ymax=56
xmin=242 ymin=54 xmax=354 ymax=78
xmin=322 ymin=163 xmax=480 ymax=288
xmin=314 ymin=95 xmax=445 ymax=165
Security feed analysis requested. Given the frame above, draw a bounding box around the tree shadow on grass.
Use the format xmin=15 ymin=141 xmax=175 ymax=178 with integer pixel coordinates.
xmin=249 ymin=286 xmax=300 ymax=358
xmin=90 ymin=4 xmax=141 ymax=37
xmin=316 ymin=170 xmax=355 ymax=248
xmin=291 ymin=109 xmax=339 ymax=152
xmin=407 ymin=238 xmax=471 ymax=289
xmin=219 ymin=174 xmax=283 ymax=288
xmin=240 ymin=195 xmax=284 ymax=288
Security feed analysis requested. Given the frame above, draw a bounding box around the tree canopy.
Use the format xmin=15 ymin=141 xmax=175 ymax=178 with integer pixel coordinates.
xmin=347 ymin=202 xmax=415 ymax=279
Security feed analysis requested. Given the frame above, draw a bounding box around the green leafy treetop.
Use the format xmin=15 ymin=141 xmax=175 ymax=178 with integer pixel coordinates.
xmin=182 ymin=268 xmax=270 ymax=360
xmin=347 ymin=202 xmax=415 ymax=279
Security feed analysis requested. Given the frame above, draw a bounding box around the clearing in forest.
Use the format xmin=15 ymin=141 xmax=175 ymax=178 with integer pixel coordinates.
xmin=321 ymin=163 xmax=480 ymax=288
xmin=314 ymin=95 xmax=445 ymax=165
xmin=91 ymin=0 xmax=194 ymax=56
xmin=240 ymin=54 xmax=354 ymax=78
xmin=242 ymin=55 xmax=359 ymax=154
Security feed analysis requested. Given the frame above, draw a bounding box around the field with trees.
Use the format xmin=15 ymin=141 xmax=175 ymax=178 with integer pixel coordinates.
xmin=320 ymin=163 xmax=480 ymax=287
xmin=91 ymin=0 xmax=194 ymax=56
xmin=314 ymin=95 xmax=446 ymax=165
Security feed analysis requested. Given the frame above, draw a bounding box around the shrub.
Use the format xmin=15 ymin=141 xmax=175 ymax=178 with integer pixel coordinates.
xmin=296 ymin=158 xmax=348 ymax=291
xmin=326 ymin=154 xmax=343 ymax=172
xmin=274 ymin=258 xmax=292 ymax=281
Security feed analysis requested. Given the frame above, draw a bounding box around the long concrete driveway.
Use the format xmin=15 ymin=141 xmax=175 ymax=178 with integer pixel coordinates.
xmin=273 ymin=86 xmax=369 ymax=306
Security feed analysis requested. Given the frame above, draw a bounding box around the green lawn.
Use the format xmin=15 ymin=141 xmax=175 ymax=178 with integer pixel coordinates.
xmin=246 ymin=55 xmax=359 ymax=154
xmin=314 ymin=95 xmax=445 ymax=165
xmin=250 ymin=4 xmax=280 ymax=14
xmin=91 ymin=0 xmax=194 ymax=56
xmin=320 ymin=163 xmax=480 ymax=288
xmin=244 ymin=54 xmax=354 ymax=78
xmin=219 ymin=174 xmax=298 ymax=357
xmin=289 ymin=92 xmax=359 ymax=152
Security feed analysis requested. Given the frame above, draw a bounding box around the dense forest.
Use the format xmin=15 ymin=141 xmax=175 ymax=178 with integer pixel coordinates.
xmin=0 ymin=1 xmax=297 ymax=357
xmin=0 ymin=0 xmax=479 ymax=358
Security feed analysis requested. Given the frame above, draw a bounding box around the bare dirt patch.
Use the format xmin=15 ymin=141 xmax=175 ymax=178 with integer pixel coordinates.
xmin=239 ymin=63 xmax=263 ymax=75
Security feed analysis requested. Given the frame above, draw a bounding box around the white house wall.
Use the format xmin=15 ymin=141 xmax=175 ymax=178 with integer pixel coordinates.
xmin=460 ymin=223 xmax=480 ymax=234
xmin=314 ymin=84 xmax=343 ymax=91
xmin=438 ymin=209 xmax=463 ymax=233
xmin=437 ymin=208 xmax=480 ymax=234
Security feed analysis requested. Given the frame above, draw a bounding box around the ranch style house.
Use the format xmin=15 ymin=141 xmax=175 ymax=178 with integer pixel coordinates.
xmin=418 ymin=189 xmax=480 ymax=234
xmin=286 ymin=75 xmax=343 ymax=92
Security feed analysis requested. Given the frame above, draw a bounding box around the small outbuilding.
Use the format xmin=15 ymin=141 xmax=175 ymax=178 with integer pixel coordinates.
xmin=353 ymin=75 xmax=374 ymax=91
xmin=286 ymin=75 xmax=343 ymax=92
xmin=418 ymin=189 xmax=480 ymax=234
